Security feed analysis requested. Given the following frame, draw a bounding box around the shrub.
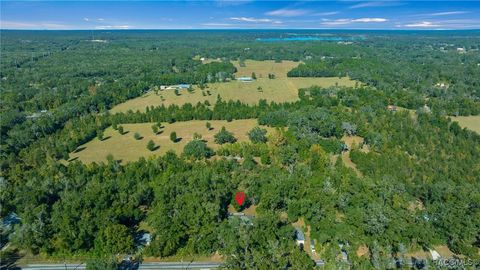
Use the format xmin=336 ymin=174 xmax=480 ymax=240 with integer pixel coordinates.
xmin=214 ymin=126 xmax=237 ymax=144
xmin=183 ymin=139 xmax=213 ymax=160
xmin=170 ymin=131 xmax=177 ymax=142
xmin=147 ymin=140 xmax=156 ymax=151
xmin=248 ymin=127 xmax=267 ymax=143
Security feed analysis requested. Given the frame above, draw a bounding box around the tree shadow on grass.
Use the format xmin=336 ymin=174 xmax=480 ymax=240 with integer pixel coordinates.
xmin=100 ymin=136 xmax=111 ymax=141
xmin=74 ymin=146 xmax=86 ymax=153
xmin=120 ymin=131 xmax=130 ymax=135
xmin=155 ymin=130 xmax=164 ymax=135
xmin=173 ymin=137 xmax=182 ymax=143
xmin=150 ymin=146 xmax=160 ymax=151
xmin=68 ymin=156 xmax=79 ymax=162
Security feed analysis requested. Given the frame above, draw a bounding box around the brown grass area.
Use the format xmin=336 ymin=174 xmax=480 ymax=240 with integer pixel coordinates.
xmin=110 ymin=60 xmax=358 ymax=113
xmin=451 ymin=115 xmax=480 ymax=134
xmin=68 ymin=119 xmax=269 ymax=164
xmin=342 ymin=135 xmax=364 ymax=149
xmin=356 ymin=245 xmax=369 ymax=258
xmin=232 ymin=60 xmax=301 ymax=79
xmin=227 ymin=204 xmax=258 ymax=216
xmin=433 ymin=245 xmax=455 ymax=258
xmin=340 ymin=135 xmax=364 ymax=176
xmin=406 ymin=250 xmax=429 ymax=260
xmin=407 ymin=199 xmax=425 ymax=212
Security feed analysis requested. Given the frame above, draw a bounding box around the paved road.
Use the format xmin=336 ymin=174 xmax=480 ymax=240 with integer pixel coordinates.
xmin=20 ymin=262 xmax=222 ymax=270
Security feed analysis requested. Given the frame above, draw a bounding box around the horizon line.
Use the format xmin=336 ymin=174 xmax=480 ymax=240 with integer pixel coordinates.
xmin=1 ymin=28 xmax=480 ymax=31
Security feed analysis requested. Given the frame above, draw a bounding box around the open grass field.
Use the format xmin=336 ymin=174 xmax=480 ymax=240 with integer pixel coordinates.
xmin=68 ymin=119 xmax=270 ymax=164
xmin=451 ymin=115 xmax=480 ymax=134
xmin=232 ymin=60 xmax=300 ymax=79
xmin=110 ymin=60 xmax=357 ymax=113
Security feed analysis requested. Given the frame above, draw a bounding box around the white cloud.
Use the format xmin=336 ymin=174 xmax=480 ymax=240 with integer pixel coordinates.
xmin=353 ymin=18 xmax=387 ymax=22
xmin=97 ymin=18 xmax=105 ymax=21
xmin=266 ymin=9 xmax=310 ymax=17
xmin=349 ymin=1 xmax=402 ymax=9
xmin=95 ymin=25 xmax=131 ymax=30
xmin=313 ymin=11 xmax=340 ymax=16
xmin=0 ymin=20 xmax=71 ymax=29
xmin=321 ymin=19 xmax=352 ymax=25
xmin=83 ymin=17 xmax=90 ymax=22
xmin=230 ymin=17 xmax=281 ymax=23
xmin=427 ymin=11 xmax=470 ymax=16
xmin=404 ymin=21 xmax=441 ymax=28
xmin=321 ymin=17 xmax=388 ymax=25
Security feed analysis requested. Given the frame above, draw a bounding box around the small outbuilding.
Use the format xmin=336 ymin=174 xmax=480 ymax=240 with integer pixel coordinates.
xmin=177 ymin=84 xmax=190 ymax=89
xmin=387 ymin=105 xmax=397 ymax=112
xmin=295 ymin=228 xmax=305 ymax=247
xmin=237 ymin=77 xmax=254 ymax=82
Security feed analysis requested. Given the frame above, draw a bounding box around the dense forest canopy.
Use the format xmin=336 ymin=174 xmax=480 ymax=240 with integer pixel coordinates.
xmin=1 ymin=30 xmax=479 ymax=269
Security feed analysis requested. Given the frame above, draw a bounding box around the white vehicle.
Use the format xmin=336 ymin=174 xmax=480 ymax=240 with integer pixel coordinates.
xmin=310 ymin=240 xmax=316 ymax=253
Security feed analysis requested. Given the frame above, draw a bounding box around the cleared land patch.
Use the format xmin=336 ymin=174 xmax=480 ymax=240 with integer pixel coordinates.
xmin=68 ymin=119 xmax=270 ymax=164
xmin=110 ymin=60 xmax=357 ymax=113
xmin=340 ymin=135 xmax=367 ymax=176
xmin=232 ymin=60 xmax=300 ymax=79
xmin=451 ymin=115 xmax=480 ymax=134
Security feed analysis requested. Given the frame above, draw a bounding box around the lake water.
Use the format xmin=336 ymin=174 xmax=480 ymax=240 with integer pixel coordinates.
xmin=256 ymin=36 xmax=365 ymax=42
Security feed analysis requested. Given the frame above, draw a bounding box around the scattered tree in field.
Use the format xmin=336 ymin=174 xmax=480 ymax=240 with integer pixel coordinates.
xmin=268 ymin=73 xmax=275 ymax=79
xmin=97 ymin=129 xmax=104 ymax=141
xmin=248 ymin=126 xmax=268 ymax=143
xmin=251 ymin=72 xmax=257 ymax=80
xmin=183 ymin=139 xmax=213 ymax=160
xmin=174 ymin=89 xmax=180 ymax=96
xmin=112 ymin=123 xmax=118 ymax=130
xmin=134 ymin=132 xmax=142 ymax=140
xmin=206 ymin=122 xmax=212 ymax=130
xmin=257 ymin=86 xmax=263 ymax=92
xmin=118 ymin=126 xmax=124 ymax=135
xmin=193 ymin=132 xmax=202 ymax=140
xmin=214 ymin=126 xmax=237 ymax=144
xmin=151 ymin=124 xmax=159 ymax=134
xmin=147 ymin=140 xmax=156 ymax=151
xmin=170 ymin=131 xmax=177 ymax=143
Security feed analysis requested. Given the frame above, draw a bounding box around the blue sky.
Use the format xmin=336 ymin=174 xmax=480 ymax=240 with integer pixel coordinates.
xmin=1 ymin=1 xmax=479 ymax=30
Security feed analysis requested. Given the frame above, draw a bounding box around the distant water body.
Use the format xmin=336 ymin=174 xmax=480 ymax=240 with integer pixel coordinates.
xmin=256 ymin=36 xmax=366 ymax=42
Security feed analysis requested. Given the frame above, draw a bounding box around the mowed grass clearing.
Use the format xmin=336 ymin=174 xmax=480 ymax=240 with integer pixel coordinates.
xmin=110 ymin=60 xmax=357 ymax=113
xmin=68 ymin=119 xmax=270 ymax=164
xmin=451 ymin=115 xmax=480 ymax=134
xmin=232 ymin=60 xmax=300 ymax=79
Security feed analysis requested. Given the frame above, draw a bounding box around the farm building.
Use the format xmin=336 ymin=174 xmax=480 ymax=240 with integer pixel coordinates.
xmin=163 ymin=84 xmax=191 ymax=90
xmin=295 ymin=228 xmax=305 ymax=247
xmin=178 ymin=84 xmax=190 ymax=89
xmin=237 ymin=76 xmax=254 ymax=82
